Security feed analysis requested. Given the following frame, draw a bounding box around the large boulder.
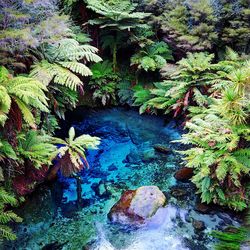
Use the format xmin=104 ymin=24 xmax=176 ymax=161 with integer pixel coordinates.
xmin=108 ymin=186 xmax=166 ymax=225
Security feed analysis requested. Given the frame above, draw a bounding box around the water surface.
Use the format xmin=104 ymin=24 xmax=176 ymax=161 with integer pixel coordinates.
xmin=5 ymin=108 xmax=240 ymax=250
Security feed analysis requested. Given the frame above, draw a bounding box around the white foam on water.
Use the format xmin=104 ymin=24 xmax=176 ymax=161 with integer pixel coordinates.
xmin=92 ymin=206 xmax=189 ymax=250
xmin=92 ymin=223 xmax=116 ymax=250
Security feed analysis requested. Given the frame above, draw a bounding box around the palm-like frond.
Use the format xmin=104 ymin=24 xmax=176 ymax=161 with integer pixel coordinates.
xmin=59 ymin=62 xmax=92 ymax=76
xmin=53 ymin=127 xmax=100 ymax=177
xmin=85 ymin=0 xmax=150 ymax=31
xmin=46 ymin=39 xmax=102 ymax=62
xmin=30 ymin=38 xmax=102 ymax=92
xmin=31 ymin=61 xmax=83 ymax=91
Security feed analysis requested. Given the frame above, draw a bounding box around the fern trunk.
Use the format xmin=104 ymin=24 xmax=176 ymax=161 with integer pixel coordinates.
xmin=75 ymin=175 xmax=83 ymax=208
xmin=113 ymin=32 xmax=117 ymax=72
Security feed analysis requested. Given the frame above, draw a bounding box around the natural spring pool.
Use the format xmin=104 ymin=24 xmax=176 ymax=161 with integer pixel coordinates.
xmin=4 ymin=108 xmax=241 ymax=250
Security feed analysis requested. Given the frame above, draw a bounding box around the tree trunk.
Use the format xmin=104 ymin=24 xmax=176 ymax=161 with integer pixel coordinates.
xmin=112 ymin=30 xmax=118 ymax=72
xmin=113 ymin=40 xmax=117 ymax=72
xmin=75 ymin=175 xmax=83 ymax=208
xmin=47 ymin=164 xmax=60 ymax=181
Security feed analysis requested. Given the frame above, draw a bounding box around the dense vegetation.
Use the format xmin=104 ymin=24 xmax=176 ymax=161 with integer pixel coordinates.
xmin=0 ymin=0 xmax=249 ymax=244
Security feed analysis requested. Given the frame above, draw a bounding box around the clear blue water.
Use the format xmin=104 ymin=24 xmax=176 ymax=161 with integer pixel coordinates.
xmin=5 ymin=108 xmax=240 ymax=250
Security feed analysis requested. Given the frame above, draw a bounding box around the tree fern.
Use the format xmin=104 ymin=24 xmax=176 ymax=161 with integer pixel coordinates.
xmin=30 ymin=38 xmax=102 ymax=97
xmin=136 ymin=51 xmax=248 ymax=117
xmin=85 ymin=0 xmax=151 ymax=31
xmin=53 ymin=127 xmax=100 ymax=177
xmin=85 ymin=0 xmax=150 ymax=71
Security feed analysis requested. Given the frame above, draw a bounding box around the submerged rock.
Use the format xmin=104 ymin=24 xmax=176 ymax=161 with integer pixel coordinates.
xmin=153 ymin=144 xmax=171 ymax=154
xmin=123 ymin=150 xmax=141 ymax=164
xmin=108 ymin=186 xmax=166 ymax=225
xmin=195 ymin=203 xmax=210 ymax=214
xmin=91 ymin=181 xmax=111 ymax=199
xmin=142 ymin=148 xmax=157 ymax=162
xmin=192 ymin=219 xmax=206 ymax=232
xmin=174 ymin=167 xmax=193 ymax=181
xmin=170 ymin=187 xmax=188 ymax=198
xmin=108 ymin=164 xmax=118 ymax=171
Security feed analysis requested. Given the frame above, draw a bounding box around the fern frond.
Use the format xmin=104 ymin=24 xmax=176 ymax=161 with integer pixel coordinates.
xmin=59 ymin=62 xmax=92 ymax=76
xmin=0 ymin=225 xmax=17 ymax=241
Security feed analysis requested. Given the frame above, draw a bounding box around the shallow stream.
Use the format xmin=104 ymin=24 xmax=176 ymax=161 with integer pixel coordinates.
xmin=5 ymin=108 xmax=241 ymax=250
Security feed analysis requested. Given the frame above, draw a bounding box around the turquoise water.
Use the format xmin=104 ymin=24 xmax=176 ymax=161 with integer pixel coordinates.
xmin=5 ymin=108 xmax=240 ymax=250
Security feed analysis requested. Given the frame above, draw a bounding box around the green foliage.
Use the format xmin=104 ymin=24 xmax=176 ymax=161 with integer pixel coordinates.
xmin=148 ymin=0 xmax=250 ymax=53
xmin=135 ymin=52 xmax=219 ymax=115
xmin=154 ymin=0 xmax=217 ymax=52
xmin=177 ymin=60 xmax=250 ymax=211
xmin=89 ymin=61 xmax=120 ymax=105
xmin=0 ymin=66 xmax=48 ymax=127
xmin=51 ymin=85 xmax=79 ymax=120
xmin=85 ymin=0 xmax=150 ymax=31
xmin=131 ymin=42 xmax=172 ymax=72
xmin=178 ymin=111 xmax=250 ymax=210
xmin=211 ymin=227 xmax=247 ymax=250
xmin=85 ymin=0 xmax=150 ymax=71
xmin=17 ymin=131 xmax=57 ymax=169
xmin=30 ymin=38 xmax=102 ymax=118
xmin=0 ymin=0 xmax=73 ymax=67
xmin=0 ymin=139 xmax=17 ymax=162
xmin=117 ymin=79 xmax=135 ymax=106
xmin=132 ymin=85 xmax=152 ymax=114
xmin=31 ymin=39 xmax=101 ymax=90
xmin=135 ymin=50 xmax=249 ymax=117
xmin=219 ymin=0 xmax=250 ymax=53
xmin=53 ymin=127 xmax=101 ymax=177
xmin=0 ymin=188 xmax=22 ymax=241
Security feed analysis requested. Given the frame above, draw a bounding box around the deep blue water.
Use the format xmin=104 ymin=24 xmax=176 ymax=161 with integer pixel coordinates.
xmin=5 ymin=108 xmax=240 ymax=250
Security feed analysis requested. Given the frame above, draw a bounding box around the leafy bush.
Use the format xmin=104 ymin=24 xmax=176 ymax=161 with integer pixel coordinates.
xmin=89 ymin=61 xmax=120 ymax=105
xmin=153 ymin=0 xmax=217 ymax=52
xmin=0 ymin=0 xmax=72 ymax=69
xmin=131 ymin=41 xmax=173 ymax=72
xmin=148 ymin=0 xmax=250 ymax=54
